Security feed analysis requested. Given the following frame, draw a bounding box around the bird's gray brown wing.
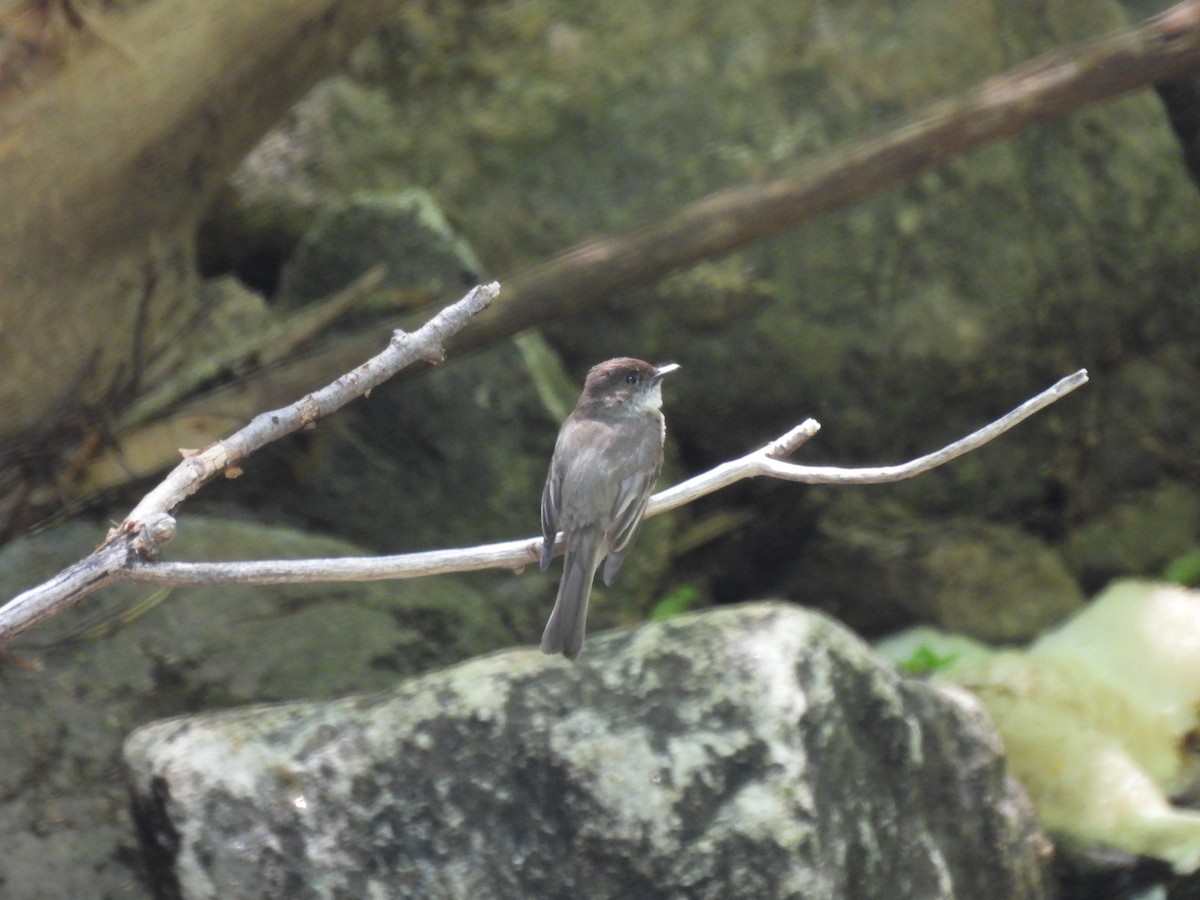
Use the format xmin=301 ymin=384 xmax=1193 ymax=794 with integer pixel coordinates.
xmin=600 ymin=462 xmax=661 ymax=585
xmin=540 ymin=457 xmax=563 ymax=571
xmin=606 ymin=468 xmax=656 ymax=553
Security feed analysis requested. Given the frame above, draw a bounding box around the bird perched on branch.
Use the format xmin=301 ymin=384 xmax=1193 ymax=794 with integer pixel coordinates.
xmin=539 ymin=357 xmax=679 ymax=660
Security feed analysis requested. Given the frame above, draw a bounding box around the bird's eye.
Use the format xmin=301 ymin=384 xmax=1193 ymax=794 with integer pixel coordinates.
xmin=625 ymin=373 xmax=638 ymax=384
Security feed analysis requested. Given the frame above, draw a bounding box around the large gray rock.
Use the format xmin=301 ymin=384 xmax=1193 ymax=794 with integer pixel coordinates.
xmin=788 ymin=495 xmax=1085 ymax=641
xmin=125 ymin=603 xmax=1052 ymax=899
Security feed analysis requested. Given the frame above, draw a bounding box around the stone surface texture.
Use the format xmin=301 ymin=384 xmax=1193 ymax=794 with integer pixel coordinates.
xmin=125 ymin=603 xmax=1051 ymax=899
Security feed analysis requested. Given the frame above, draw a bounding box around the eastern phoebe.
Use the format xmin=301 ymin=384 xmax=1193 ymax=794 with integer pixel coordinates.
xmin=539 ymin=357 xmax=679 ymax=659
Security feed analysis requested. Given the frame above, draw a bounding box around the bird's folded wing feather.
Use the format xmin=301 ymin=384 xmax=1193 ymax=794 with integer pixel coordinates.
xmin=540 ymin=462 xmax=563 ymax=570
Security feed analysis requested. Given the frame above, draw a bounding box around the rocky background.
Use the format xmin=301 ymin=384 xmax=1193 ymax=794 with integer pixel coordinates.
xmin=0 ymin=0 xmax=1198 ymax=897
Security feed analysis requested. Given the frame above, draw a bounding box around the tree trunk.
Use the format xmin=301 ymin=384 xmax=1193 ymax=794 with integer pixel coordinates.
xmin=0 ymin=0 xmax=399 ymax=450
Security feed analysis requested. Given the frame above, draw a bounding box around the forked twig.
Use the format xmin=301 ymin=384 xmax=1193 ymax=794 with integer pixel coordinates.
xmin=110 ymin=370 xmax=1089 ymax=589
xmin=0 ymin=282 xmax=499 ymax=645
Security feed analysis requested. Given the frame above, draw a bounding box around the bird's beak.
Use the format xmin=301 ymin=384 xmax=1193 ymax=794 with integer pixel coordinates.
xmin=653 ymin=363 xmax=680 ymax=380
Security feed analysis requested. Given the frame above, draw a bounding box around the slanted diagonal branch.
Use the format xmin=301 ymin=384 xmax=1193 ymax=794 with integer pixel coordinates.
xmin=0 ymin=282 xmax=499 ymax=645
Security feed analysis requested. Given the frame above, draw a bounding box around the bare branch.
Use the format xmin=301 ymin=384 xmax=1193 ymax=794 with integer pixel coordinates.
xmin=123 ymin=281 xmax=499 ymax=523
xmin=0 ymin=283 xmax=499 ymax=646
xmin=655 ymin=369 xmax=1092 ymax=506
xmin=464 ymin=2 xmax=1200 ymax=346
xmin=115 ymin=265 xmax=389 ymax=432
xmin=113 ymin=370 xmax=1089 ymax=592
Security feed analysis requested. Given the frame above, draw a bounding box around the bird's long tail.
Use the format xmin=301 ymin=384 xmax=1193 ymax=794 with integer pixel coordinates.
xmin=541 ymin=533 xmax=603 ymax=660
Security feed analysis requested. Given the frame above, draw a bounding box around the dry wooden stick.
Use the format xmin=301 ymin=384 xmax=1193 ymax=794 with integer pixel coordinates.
xmin=464 ymin=1 xmax=1200 ymax=345
xmin=108 ymin=370 xmax=1088 ymax=589
xmin=0 ymin=282 xmax=498 ymax=645
xmin=115 ymin=265 xmax=389 ymax=433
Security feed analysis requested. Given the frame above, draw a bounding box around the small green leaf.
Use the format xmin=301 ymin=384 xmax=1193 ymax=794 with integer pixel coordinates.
xmin=649 ymin=584 xmax=702 ymax=621
xmin=1164 ymin=549 xmax=1200 ymax=586
xmin=901 ymin=645 xmax=961 ymax=675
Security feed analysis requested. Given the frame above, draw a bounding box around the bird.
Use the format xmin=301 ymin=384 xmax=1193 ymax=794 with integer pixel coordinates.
xmin=539 ymin=357 xmax=679 ymax=659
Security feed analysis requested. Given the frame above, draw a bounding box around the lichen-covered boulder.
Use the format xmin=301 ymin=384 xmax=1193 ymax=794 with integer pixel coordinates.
xmin=125 ymin=603 xmax=1051 ymax=899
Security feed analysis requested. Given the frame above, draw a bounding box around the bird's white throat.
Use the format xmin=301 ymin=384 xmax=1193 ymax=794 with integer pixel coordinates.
xmin=632 ymin=381 xmax=664 ymax=412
